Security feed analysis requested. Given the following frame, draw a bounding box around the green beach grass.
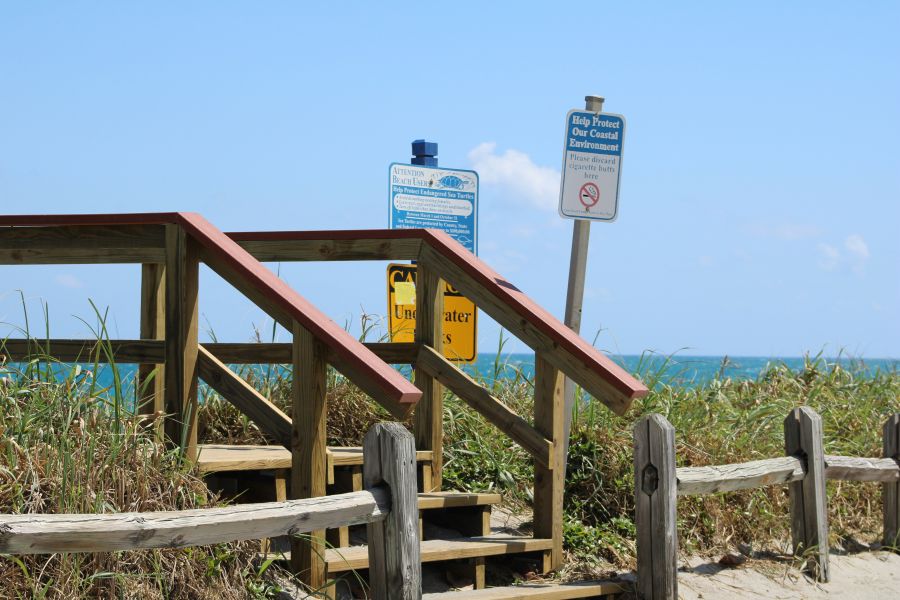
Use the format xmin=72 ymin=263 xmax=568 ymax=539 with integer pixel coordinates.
xmin=1 ymin=322 xmax=897 ymax=597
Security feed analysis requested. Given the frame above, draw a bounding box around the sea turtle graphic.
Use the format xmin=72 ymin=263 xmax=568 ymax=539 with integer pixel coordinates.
xmin=437 ymin=175 xmax=470 ymax=190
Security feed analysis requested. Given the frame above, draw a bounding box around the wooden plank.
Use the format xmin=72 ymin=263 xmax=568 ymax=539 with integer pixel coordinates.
xmin=784 ymin=407 xmax=829 ymax=582
xmin=164 ymin=224 xmax=200 ymax=459
xmin=884 ymin=414 xmax=900 ymax=549
xmin=0 ymin=339 xmax=165 ymax=363
xmin=416 ymin=492 xmax=502 ymax=510
xmin=417 ymin=237 xmax=645 ymax=416
xmin=233 ymin=236 xmax=421 ymax=262
xmin=196 ymin=345 xmax=293 ymax=448
xmin=416 ymin=345 xmax=553 ymax=468
xmin=0 ymin=489 xmax=389 ymax=554
xmin=363 ymin=422 xmax=422 ymax=600
xmin=138 ymin=264 xmax=166 ymax=420
xmin=824 ymin=455 xmax=900 ymax=482
xmin=179 ymin=213 xmax=421 ymax=419
xmin=634 ymin=414 xmax=678 ymax=600
xmin=0 ymin=224 xmax=166 ymax=264
xmin=325 ymin=536 xmax=554 ymax=573
xmin=421 ymin=580 xmax=625 ymax=600
xmin=290 ymin=322 xmax=328 ymax=589
xmin=414 ymin=263 xmax=445 ymax=492
xmin=676 ymin=456 xmax=805 ymax=496
xmin=194 ymin=444 xmax=433 ymax=473
xmin=532 ymin=354 xmax=565 ymax=571
xmin=201 ymin=341 xmax=419 ymax=365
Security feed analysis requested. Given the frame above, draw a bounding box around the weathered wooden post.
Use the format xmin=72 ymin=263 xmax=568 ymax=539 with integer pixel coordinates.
xmin=290 ymin=321 xmax=329 ymax=589
xmin=533 ymin=353 xmax=565 ymax=571
xmin=784 ymin=407 xmax=829 ymax=581
xmin=634 ymin=413 xmax=678 ymax=600
xmin=884 ymin=413 xmax=900 ymax=550
xmin=138 ymin=262 xmax=165 ymax=432
xmin=413 ymin=264 xmax=444 ymax=492
xmin=364 ymin=422 xmax=422 ymax=600
xmin=163 ymin=224 xmax=199 ymax=459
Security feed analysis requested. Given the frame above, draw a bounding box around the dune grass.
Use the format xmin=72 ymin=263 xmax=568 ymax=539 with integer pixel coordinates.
xmin=1 ymin=309 xmax=897 ymax=596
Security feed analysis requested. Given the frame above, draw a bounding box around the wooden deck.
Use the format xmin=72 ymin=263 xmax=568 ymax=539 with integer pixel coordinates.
xmin=196 ymin=443 xmax=434 ymax=474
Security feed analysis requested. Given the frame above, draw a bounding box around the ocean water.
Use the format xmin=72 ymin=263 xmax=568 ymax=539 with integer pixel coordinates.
xmin=467 ymin=353 xmax=898 ymax=387
xmin=4 ymin=353 xmax=896 ymax=396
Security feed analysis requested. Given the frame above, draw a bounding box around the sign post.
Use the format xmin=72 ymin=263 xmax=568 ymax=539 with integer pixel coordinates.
xmin=560 ymin=95 xmax=626 ymax=464
xmin=388 ymin=141 xmax=479 ymax=361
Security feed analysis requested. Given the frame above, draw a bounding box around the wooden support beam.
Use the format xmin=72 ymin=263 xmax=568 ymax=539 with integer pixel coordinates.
xmin=0 ymin=224 xmax=167 ymax=264
xmin=201 ymin=341 xmax=419 ymax=365
xmin=416 ymin=345 xmax=553 ymax=468
xmin=634 ymin=413 xmax=678 ymax=600
xmin=0 ymin=339 xmax=165 ymax=363
xmin=138 ymin=264 xmax=166 ymax=423
xmin=363 ymin=422 xmax=422 ymax=600
xmin=233 ymin=236 xmax=422 ymax=262
xmin=290 ymin=322 xmax=328 ymax=589
xmin=785 ymin=407 xmax=829 ymax=582
xmin=884 ymin=414 xmax=900 ymax=550
xmin=532 ymin=354 xmax=565 ymax=572
xmin=164 ymin=224 xmax=200 ymax=460
xmin=196 ymin=345 xmax=293 ymax=448
xmin=413 ymin=263 xmax=444 ymax=492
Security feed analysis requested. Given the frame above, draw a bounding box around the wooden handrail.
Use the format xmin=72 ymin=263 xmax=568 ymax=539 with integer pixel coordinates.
xmin=0 ymin=213 xmax=422 ymax=419
xmin=222 ymin=227 xmax=650 ymax=415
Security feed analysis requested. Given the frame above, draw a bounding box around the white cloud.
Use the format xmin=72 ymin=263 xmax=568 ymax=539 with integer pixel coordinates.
xmin=844 ymin=234 xmax=870 ymax=260
xmin=55 ymin=274 xmax=84 ymax=288
xmin=816 ymin=235 xmax=870 ymax=273
xmin=468 ymin=142 xmax=560 ymax=210
xmin=817 ymin=243 xmax=840 ymax=271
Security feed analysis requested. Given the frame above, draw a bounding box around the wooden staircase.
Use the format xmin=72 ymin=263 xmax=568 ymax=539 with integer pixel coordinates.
xmin=197 ymin=444 xmax=619 ymax=599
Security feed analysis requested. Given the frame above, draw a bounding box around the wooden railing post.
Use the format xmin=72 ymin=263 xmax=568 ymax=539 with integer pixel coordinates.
xmin=364 ymin=422 xmax=422 ymax=600
xmin=163 ymin=225 xmax=199 ymax=459
xmin=533 ymin=354 xmax=565 ymax=571
xmin=634 ymin=414 xmax=678 ymax=600
xmin=290 ymin=321 xmax=328 ymax=589
xmin=884 ymin=413 xmax=900 ymax=549
xmin=784 ymin=407 xmax=829 ymax=582
xmin=138 ymin=263 xmax=165 ymax=430
xmin=413 ymin=264 xmax=444 ymax=492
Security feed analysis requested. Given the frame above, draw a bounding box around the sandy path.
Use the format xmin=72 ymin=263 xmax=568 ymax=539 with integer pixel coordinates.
xmin=677 ymin=552 xmax=900 ymax=599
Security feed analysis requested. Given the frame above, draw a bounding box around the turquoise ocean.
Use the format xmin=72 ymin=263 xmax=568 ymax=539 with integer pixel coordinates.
xmin=4 ymin=353 xmax=897 ymax=396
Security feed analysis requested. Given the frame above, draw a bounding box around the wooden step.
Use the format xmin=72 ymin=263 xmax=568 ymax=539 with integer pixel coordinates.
xmin=417 ymin=492 xmax=501 ymax=510
xmin=196 ymin=443 xmax=433 ymax=476
xmin=324 ymin=536 xmax=553 ymax=573
xmin=422 ymin=580 xmax=625 ymax=600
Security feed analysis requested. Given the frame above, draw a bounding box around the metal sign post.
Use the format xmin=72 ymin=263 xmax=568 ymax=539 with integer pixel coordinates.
xmin=561 ymin=95 xmax=623 ymax=466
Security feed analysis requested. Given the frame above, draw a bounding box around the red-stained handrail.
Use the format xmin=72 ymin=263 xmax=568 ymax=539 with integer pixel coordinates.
xmin=0 ymin=213 xmax=422 ymax=413
xmin=225 ymin=227 xmax=649 ymax=410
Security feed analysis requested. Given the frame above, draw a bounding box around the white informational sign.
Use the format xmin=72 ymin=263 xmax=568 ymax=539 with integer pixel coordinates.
xmin=389 ymin=163 xmax=479 ymax=254
xmin=558 ymin=110 xmax=625 ymax=221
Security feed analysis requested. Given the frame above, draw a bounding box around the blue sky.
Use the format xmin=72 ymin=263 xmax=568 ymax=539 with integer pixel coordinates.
xmin=1 ymin=2 xmax=897 ymax=358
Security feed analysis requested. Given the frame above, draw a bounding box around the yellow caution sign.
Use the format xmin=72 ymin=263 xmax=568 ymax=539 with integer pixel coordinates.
xmin=387 ymin=263 xmax=476 ymax=363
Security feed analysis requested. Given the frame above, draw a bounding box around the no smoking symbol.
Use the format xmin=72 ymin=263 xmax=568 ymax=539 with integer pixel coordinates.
xmin=579 ymin=182 xmax=600 ymax=209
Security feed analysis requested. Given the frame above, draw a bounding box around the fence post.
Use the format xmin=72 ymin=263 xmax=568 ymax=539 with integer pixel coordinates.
xmin=364 ymin=422 xmax=422 ymax=600
xmin=784 ymin=407 xmax=829 ymax=582
xmin=634 ymin=414 xmax=678 ymax=600
xmin=533 ymin=353 xmax=566 ymax=571
xmin=884 ymin=414 xmax=900 ymax=549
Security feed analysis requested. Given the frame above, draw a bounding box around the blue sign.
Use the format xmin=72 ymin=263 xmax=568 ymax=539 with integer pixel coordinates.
xmin=389 ymin=163 xmax=479 ymax=255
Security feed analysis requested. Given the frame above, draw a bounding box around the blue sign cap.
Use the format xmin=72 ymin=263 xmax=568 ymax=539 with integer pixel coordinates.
xmin=411 ymin=156 xmax=438 ymax=166
xmin=411 ymin=139 xmax=438 ymax=158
